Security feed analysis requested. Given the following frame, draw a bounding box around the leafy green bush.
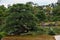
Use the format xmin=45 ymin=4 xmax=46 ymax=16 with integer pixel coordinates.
xmin=48 ymin=30 xmax=56 ymax=35
xmin=0 ymin=32 xmax=7 ymax=39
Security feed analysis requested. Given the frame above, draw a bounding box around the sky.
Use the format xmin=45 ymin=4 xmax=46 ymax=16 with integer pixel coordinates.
xmin=0 ymin=0 xmax=58 ymax=7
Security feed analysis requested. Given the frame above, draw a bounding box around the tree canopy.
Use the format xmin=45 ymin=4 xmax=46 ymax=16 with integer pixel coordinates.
xmin=0 ymin=2 xmax=60 ymax=35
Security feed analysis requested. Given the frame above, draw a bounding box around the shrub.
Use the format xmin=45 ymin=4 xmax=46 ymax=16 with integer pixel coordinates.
xmin=0 ymin=32 xmax=7 ymax=39
xmin=48 ymin=27 xmax=56 ymax=35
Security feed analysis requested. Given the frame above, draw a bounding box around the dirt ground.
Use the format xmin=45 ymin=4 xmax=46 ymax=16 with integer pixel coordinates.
xmin=1 ymin=35 xmax=56 ymax=40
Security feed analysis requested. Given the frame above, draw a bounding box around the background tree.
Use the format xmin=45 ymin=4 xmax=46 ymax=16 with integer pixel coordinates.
xmin=2 ymin=4 xmax=39 ymax=35
xmin=0 ymin=5 xmax=6 ymax=32
xmin=0 ymin=5 xmax=6 ymax=24
xmin=52 ymin=5 xmax=60 ymax=21
xmin=35 ymin=10 xmax=46 ymax=22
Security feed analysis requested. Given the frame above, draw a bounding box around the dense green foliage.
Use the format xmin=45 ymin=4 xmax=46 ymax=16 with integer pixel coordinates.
xmin=52 ymin=5 xmax=60 ymax=21
xmin=6 ymin=4 xmax=39 ymax=35
xmin=0 ymin=2 xmax=60 ymax=39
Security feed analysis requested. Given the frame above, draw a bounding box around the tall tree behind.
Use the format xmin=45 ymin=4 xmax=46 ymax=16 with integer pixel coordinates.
xmin=0 ymin=5 xmax=6 ymax=25
xmin=2 ymin=4 xmax=39 ymax=35
xmin=52 ymin=5 xmax=60 ymax=21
